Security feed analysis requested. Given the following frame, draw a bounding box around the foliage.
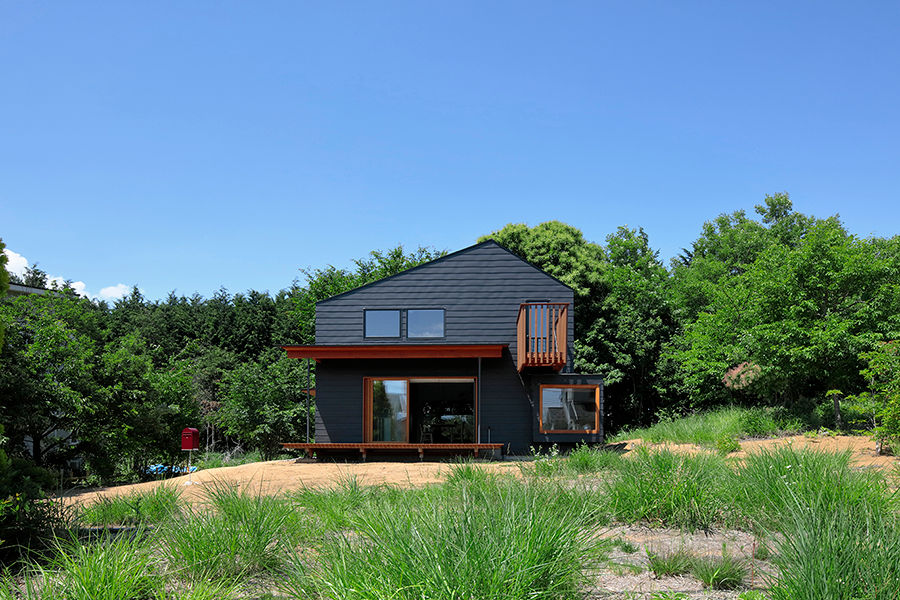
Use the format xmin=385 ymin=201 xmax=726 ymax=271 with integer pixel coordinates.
xmin=850 ymin=341 xmax=900 ymax=449
xmin=690 ymin=548 xmax=747 ymax=590
xmin=216 ymin=349 xmax=311 ymax=460
xmin=646 ymin=547 xmax=694 ymax=577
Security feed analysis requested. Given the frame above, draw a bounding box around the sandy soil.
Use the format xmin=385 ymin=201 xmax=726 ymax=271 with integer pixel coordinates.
xmin=61 ymin=458 xmax=522 ymax=507
xmin=61 ymin=434 xmax=896 ymax=509
xmin=620 ymin=433 xmax=898 ymax=470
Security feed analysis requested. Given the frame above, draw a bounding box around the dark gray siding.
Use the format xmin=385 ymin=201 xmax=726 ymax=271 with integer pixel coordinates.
xmin=315 ymin=242 xmax=575 ymax=370
xmin=315 ymin=355 xmax=601 ymax=453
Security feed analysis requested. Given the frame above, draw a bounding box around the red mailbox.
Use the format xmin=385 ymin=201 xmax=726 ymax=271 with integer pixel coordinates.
xmin=181 ymin=427 xmax=200 ymax=451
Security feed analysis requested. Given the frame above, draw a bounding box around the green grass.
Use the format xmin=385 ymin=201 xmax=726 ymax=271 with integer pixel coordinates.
xmin=193 ymin=450 xmax=290 ymax=470
xmin=445 ymin=458 xmax=494 ymax=485
xmin=646 ymin=547 xmax=694 ymax=577
xmin=77 ymin=484 xmax=183 ymax=526
xmin=282 ymin=477 xmax=596 ymax=600
xmin=161 ymin=482 xmax=305 ymax=582
xmin=690 ymin=547 xmax=747 ymax=590
xmin=1 ymin=532 xmax=159 ymax=600
xmin=293 ymin=474 xmax=386 ymax=531
xmin=732 ymin=445 xmax=894 ymax=530
xmin=604 ymin=447 xmax=732 ymax=530
xmin=567 ymin=443 xmax=623 ymax=474
xmin=610 ymin=406 xmax=783 ymax=446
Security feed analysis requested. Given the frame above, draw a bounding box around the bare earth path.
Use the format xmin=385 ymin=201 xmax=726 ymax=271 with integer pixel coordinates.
xmin=61 ymin=434 xmax=896 ymax=509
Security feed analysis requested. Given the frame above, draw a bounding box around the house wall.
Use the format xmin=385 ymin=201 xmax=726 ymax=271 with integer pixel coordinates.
xmin=315 ymin=242 xmax=575 ymax=370
xmin=315 ymin=353 xmax=537 ymax=453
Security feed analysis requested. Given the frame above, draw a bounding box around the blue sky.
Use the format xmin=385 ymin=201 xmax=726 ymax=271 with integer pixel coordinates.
xmin=2 ymin=2 xmax=898 ymax=301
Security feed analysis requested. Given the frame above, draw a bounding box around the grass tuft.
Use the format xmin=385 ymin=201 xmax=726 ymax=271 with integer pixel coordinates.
xmin=567 ymin=444 xmax=623 ymax=474
xmin=611 ymin=407 xmax=782 ymax=446
xmin=690 ymin=547 xmax=747 ymax=590
xmin=646 ymin=547 xmax=694 ymax=577
xmin=78 ymin=484 xmax=183 ymax=526
xmin=604 ymin=448 xmax=731 ymax=530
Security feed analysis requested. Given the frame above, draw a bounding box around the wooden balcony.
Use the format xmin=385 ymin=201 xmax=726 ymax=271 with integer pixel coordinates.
xmin=517 ymin=302 xmax=568 ymax=371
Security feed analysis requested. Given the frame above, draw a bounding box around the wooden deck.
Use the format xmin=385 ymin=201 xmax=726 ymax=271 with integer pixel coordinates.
xmin=282 ymin=442 xmax=504 ymax=461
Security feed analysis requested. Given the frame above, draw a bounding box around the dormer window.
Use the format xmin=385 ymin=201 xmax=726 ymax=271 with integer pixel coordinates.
xmin=364 ymin=309 xmax=400 ymax=338
xmin=408 ymin=309 xmax=445 ymax=338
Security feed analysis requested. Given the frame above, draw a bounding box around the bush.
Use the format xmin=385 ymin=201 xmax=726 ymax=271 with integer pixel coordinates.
xmin=604 ymin=448 xmax=731 ymax=530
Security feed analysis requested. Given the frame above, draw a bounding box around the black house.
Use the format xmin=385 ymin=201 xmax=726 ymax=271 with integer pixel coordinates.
xmin=283 ymin=240 xmax=604 ymax=458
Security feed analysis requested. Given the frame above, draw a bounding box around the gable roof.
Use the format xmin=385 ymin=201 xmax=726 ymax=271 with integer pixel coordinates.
xmin=316 ymin=239 xmax=575 ymax=305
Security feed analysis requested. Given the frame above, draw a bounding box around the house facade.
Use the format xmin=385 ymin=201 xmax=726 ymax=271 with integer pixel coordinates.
xmin=283 ymin=240 xmax=604 ymax=456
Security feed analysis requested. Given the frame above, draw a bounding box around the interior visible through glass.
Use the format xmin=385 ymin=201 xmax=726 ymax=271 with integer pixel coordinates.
xmin=541 ymin=387 xmax=597 ymax=432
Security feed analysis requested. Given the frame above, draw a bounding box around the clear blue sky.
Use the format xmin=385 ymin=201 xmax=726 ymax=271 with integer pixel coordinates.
xmin=3 ymin=2 xmax=898 ymax=301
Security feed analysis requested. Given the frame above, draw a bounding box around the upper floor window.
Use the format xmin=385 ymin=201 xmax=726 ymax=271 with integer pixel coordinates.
xmin=408 ymin=309 xmax=445 ymax=338
xmin=364 ymin=309 xmax=400 ymax=338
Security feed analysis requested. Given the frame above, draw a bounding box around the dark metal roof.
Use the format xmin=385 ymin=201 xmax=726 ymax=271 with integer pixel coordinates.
xmin=316 ymin=240 xmax=576 ymax=306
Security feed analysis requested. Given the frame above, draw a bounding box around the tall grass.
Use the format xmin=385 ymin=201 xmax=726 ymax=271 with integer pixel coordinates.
xmin=293 ymin=474 xmax=385 ymax=531
xmin=769 ymin=495 xmax=900 ymax=599
xmin=610 ymin=406 xmax=782 ymax=446
xmin=567 ymin=444 xmax=623 ymax=474
xmin=78 ymin=484 xmax=183 ymax=526
xmin=285 ymin=477 xmax=596 ymax=600
xmin=732 ymin=446 xmax=894 ymax=530
xmin=162 ymin=483 xmax=305 ymax=582
xmin=604 ymin=448 xmax=732 ymax=530
xmin=1 ymin=532 xmax=158 ymax=600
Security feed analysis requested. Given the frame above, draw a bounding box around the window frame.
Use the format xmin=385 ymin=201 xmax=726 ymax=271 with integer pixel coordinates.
xmin=406 ymin=308 xmax=446 ymax=339
xmin=538 ymin=384 xmax=600 ymax=434
xmin=363 ymin=309 xmax=402 ymax=339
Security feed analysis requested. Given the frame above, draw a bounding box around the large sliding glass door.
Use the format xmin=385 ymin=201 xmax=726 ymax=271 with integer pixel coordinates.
xmin=364 ymin=377 xmax=476 ymax=443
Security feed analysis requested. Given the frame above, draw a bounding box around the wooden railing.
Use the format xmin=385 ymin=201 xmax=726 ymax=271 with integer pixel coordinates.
xmin=516 ymin=303 xmax=568 ymax=371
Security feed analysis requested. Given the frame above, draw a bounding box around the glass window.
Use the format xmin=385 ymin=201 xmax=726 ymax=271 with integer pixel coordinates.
xmin=371 ymin=380 xmax=408 ymax=442
xmin=540 ymin=386 xmax=598 ymax=433
xmin=364 ymin=309 xmax=400 ymax=338
xmin=408 ymin=309 xmax=444 ymax=338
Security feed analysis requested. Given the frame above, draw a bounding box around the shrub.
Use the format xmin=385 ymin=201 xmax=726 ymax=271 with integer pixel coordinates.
xmin=604 ymin=448 xmax=731 ymax=530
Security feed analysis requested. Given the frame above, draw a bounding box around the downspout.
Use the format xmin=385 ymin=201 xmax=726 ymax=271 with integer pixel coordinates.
xmin=306 ymin=358 xmax=311 ymax=443
xmin=477 ymin=357 xmax=482 ymax=444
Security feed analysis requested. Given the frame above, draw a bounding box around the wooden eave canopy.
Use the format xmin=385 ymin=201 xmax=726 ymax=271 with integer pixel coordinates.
xmin=282 ymin=344 xmax=506 ymax=361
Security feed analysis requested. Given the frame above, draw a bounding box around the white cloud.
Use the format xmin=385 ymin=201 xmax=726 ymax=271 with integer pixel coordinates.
xmin=5 ymin=247 xmax=130 ymax=301
xmin=99 ymin=283 xmax=130 ymax=300
xmin=3 ymin=248 xmax=28 ymax=277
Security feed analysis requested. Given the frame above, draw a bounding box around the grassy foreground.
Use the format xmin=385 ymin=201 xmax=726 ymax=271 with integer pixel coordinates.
xmin=3 ymin=442 xmax=899 ymax=599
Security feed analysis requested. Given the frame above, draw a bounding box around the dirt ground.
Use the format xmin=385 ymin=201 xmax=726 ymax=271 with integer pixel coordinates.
xmin=61 ymin=434 xmax=896 ymax=509
xmin=620 ymin=433 xmax=898 ymax=470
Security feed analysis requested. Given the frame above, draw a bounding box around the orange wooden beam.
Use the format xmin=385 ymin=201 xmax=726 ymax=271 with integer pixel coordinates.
xmin=282 ymin=344 xmax=505 ymax=360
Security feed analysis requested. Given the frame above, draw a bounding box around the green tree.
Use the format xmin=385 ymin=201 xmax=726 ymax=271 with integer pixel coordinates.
xmin=671 ymin=218 xmax=900 ymax=407
xmin=0 ymin=238 xmax=8 ymax=347
xmin=216 ymin=350 xmax=311 ymax=460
